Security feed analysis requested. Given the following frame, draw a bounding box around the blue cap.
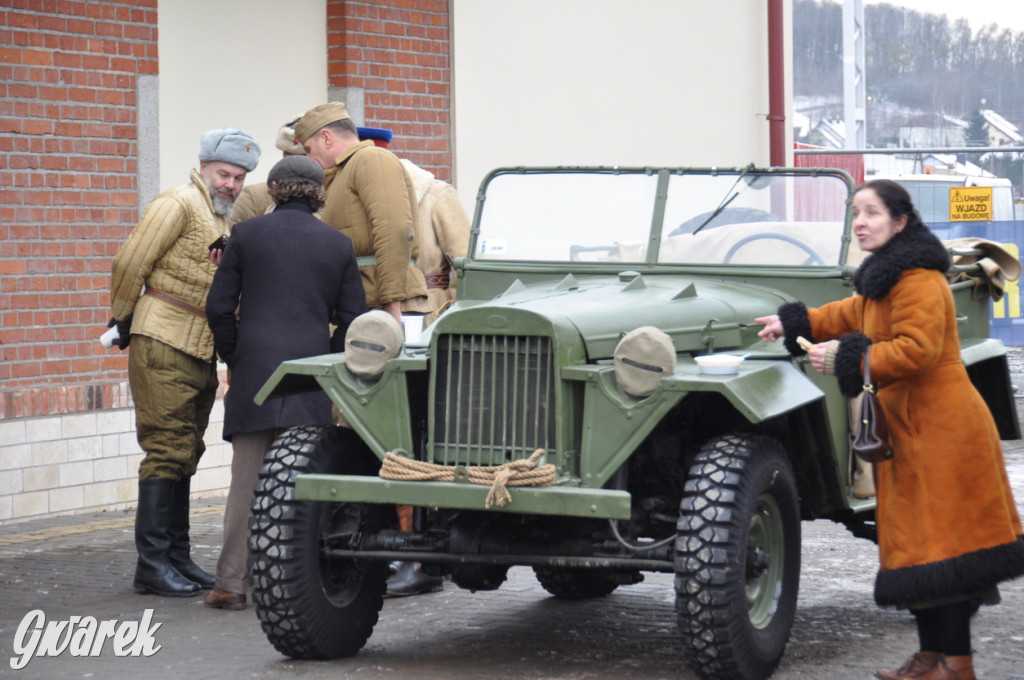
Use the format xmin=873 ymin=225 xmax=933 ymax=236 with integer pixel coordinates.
xmin=357 ymin=126 xmax=394 ymax=144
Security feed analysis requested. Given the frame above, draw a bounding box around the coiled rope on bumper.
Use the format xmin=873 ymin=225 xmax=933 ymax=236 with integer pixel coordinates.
xmin=379 ymin=448 xmax=556 ymax=508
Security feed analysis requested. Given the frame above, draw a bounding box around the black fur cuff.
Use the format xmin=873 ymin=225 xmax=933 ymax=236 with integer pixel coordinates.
xmin=779 ymin=301 xmax=812 ymax=356
xmin=875 ymin=537 xmax=1024 ymax=608
xmin=835 ymin=332 xmax=872 ymax=397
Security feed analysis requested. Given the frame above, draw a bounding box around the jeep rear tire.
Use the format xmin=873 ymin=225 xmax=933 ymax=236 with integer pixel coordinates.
xmin=249 ymin=425 xmax=389 ymax=660
xmin=675 ymin=434 xmax=800 ymax=680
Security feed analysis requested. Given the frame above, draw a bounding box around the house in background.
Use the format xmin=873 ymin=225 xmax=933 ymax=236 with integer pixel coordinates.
xmin=794 ymin=100 xmax=1023 ymax=154
xmin=898 ymin=113 xmax=968 ymax=148
xmin=808 ymin=118 xmax=847 ymax=148
xmin=981 ymin=109 xmax=1024 ymax=146
xmin=793 ymin=100 xmax=1022 ymax=189
xmin=864 ymin=152 xmax=993 ymax=178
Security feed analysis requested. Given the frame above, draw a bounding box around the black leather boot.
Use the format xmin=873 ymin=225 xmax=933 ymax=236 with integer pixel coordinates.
xmin=133 ymin=478 xmax=201 ymax=597
xmin=385 ymin=562 xmax=443 ymax=597
xmin=167 ymin=477 xmax=215 ymax=589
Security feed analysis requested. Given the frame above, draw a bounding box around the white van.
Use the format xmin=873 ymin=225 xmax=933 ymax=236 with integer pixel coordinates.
xmin=877 ymin=174 xmax=1016 ymax=223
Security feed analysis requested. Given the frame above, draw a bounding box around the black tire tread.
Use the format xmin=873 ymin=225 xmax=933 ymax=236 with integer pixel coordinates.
xmin=675 ymin=433 xmax=801 ymax=680
xmin=248 ymin=425 xmax=386 ymax=660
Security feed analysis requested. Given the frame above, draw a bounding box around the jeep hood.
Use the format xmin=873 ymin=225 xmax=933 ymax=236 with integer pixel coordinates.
xmin=435 ymin=273 xmax=790 ymax=360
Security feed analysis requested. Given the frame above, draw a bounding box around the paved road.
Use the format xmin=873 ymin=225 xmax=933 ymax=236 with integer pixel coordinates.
xmin=3 ymin=373 xmax=1024 ymax=679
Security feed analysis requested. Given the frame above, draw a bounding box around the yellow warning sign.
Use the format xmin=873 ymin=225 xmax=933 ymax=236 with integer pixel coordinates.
xmin=949 ymin=186 xmax=993 ymax=221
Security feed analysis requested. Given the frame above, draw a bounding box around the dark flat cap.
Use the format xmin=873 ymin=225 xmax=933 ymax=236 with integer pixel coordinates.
xmin=267 ymin=155 xmax=324 ymax=186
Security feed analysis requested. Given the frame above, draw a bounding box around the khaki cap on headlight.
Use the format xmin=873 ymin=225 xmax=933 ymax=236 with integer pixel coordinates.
xmin=344 ymin=310 xmax=405 ymax=380
xmin=613 ymin=326 xmax=677 ymax=398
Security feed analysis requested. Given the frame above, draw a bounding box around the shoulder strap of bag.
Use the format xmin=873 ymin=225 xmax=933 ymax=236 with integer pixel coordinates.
xmin=862 ymin=345 xmax=874 ymax=393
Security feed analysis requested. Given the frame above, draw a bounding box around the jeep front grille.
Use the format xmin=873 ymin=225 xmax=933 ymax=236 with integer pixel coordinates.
xmin=433 ymin=334 xmax=556 ymax=466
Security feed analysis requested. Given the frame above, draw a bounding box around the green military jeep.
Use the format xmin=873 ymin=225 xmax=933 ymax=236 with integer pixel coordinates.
xmin=247 ymin=166 xmax=1019 ymax=680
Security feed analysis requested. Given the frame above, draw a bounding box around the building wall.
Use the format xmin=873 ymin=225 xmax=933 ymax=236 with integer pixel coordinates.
xmin=450 ymin=0 xmax=793 ymax=212
xmin=0 ymin=1 xmax=195 ymax=523
xmin=2 ymin=0 xmax=155 ymax=402
xmin=156 ymin=0 xmax=328 ymax=192
xmin=325 ymin=0 xmax=454 ymax=179
xmin=0 ymin=393 xmax=232 ymax=520
xmin=0 ymin=0 xmax=457 ymax=525
xmin=1 ymin=0 xmax=790 ymax=524
xmin=154 ymin=0 xmax=453 ymax=187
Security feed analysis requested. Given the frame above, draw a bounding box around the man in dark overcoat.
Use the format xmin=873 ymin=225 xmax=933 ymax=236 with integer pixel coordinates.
xmin=203 ymin=155 xmax=367 ymax=609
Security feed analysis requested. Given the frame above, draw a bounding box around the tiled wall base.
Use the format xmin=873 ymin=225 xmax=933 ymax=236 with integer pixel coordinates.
xmin=0 ymin=399 xmax=231 ymax=525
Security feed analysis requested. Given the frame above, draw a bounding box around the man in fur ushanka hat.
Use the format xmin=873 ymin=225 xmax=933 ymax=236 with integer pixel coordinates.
xmin=111 ymin=127 xmax=261 ymax=598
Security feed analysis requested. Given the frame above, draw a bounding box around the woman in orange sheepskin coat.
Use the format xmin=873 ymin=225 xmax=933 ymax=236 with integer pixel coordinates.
xmin=757 ymin=180 xmax=1024 ymax=680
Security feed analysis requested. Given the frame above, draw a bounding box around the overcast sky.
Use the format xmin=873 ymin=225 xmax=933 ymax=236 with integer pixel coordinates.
xmin=863 ymin=0 xmax=1024 ymax=33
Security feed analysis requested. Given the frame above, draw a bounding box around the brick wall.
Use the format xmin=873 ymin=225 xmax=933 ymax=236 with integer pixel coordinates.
xmin=1 ymin=0 xmax=455 ymax=422
xmin=0 ymin=0 xmax=455 ymax=523
xmin=1 ymin=0 xmax=158 ymax=417
xmin=327 ymin=0 xmax=453 ymax=180
xmin=0 ymin=1 xmax=233 ymax=524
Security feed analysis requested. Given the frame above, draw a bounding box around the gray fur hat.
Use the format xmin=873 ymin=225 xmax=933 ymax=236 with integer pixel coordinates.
xmin=267 ymin=155 xmax=324 ymax=186
xmin=198 ymin=127 xmax=261 ymax=172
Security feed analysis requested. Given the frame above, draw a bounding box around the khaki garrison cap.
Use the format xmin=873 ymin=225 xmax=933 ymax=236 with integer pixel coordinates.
xmin=294 ymin=102 xmax=351 ymax=144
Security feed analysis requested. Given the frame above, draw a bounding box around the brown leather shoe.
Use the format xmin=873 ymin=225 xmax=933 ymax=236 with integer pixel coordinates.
xmin=876 ymin=651 xmax=941 ymax=680
xmin=203 ymin=588 xmax=246 ymax=611
xmin=914 ymin=655 xmax=975 ymax=680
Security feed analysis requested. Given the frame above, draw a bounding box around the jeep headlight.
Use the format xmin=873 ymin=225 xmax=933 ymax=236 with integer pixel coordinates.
xmin=612 ymin=326 xmax=677 ymax=398
xmin=344 ymin=310 xmax=404 ymax=380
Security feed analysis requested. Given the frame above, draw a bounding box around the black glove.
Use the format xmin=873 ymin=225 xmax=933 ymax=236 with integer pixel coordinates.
xmin=109 ymin=315 xmax=132 ymax=350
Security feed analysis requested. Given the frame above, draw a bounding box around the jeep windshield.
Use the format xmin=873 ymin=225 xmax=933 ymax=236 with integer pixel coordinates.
xmin=473 ymin=167 xmax=856 ymax=266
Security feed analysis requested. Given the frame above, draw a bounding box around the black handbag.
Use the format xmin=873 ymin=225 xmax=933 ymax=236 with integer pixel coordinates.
xmin=851 ymin=346 xmax=893 ymax=463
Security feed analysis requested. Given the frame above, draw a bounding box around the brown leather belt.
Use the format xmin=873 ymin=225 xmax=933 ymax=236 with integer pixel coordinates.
xmin=145 ymin=287 xmax=207 ymax=320
xmin=425 ymin=272 xmax=450 ymax=289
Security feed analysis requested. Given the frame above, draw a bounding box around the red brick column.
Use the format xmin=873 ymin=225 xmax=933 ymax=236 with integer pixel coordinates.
xmin=326 ymin=0 xmax=453 ymax=181
xmin=0 ymin=1 xmax=158 ymax=419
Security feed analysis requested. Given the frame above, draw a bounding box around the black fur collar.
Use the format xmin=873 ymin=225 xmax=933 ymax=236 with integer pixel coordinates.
xmin=852 ymin=223 xmax=950 ymax=300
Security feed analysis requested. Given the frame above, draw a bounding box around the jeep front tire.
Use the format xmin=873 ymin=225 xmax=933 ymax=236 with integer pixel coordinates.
xmin=249 ymin=425 xmax=389 ymax=660
xmin=675 ymin=434 xmax=801 ymax=680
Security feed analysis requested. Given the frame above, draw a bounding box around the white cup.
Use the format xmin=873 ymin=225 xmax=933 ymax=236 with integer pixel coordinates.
xmin=401 ymin=314 xmax=424 ymax=344
xmin=99 ymin=325 xmax=120 ymax=349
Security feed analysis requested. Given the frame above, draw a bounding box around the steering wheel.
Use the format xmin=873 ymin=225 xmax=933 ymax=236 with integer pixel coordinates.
xmin=671 ymin=207 xmax=783 ymax=236
xmin=722 ymin=233 xmax=825 ymax=266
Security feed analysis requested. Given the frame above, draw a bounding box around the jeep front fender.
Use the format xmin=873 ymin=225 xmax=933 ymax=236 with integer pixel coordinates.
xmin=254 ymin=351 xmax=426 ymax=458
xmin=562 ymin=358 xmax=823 ymax=486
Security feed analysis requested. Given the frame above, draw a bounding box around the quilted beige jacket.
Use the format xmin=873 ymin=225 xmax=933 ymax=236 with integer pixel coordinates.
xmin=110 ymin=169 xmax=231 ymax=361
